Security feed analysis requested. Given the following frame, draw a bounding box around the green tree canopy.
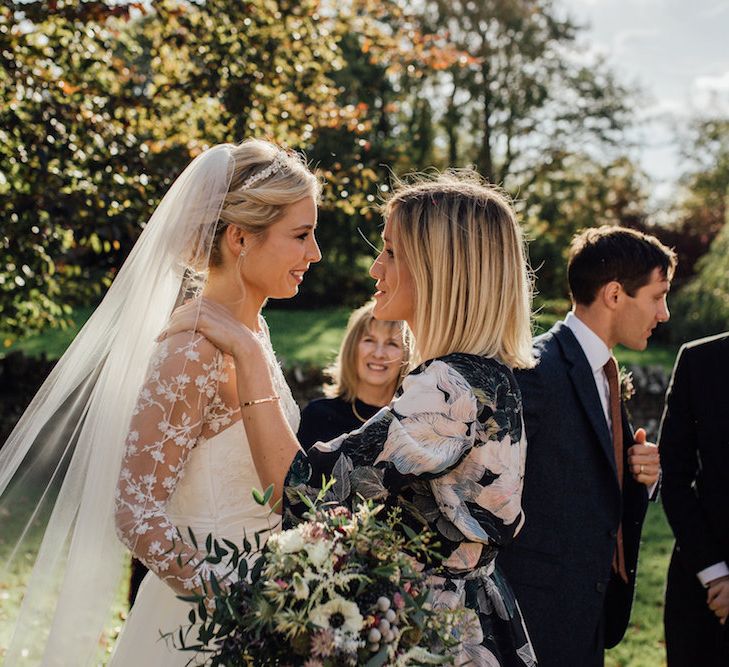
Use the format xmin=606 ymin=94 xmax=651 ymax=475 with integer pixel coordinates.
xmin=521 ymin=151 xmax=650 ymax=300
xmin=0 ymin=1 xmax=147 ymax=335
xmin=0 ymin=0 xmax=357 ymax=335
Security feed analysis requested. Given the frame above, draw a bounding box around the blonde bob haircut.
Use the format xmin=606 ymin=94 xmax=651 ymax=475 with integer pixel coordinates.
xmin=324 ymin=301 xmax=411 ymax=401
xmin=384 ymin=171 xmax=534 ymax=369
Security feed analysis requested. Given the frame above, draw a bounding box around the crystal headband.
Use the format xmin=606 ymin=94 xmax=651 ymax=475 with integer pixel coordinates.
xmin=240 ymin=152 xmax=288 ymax=190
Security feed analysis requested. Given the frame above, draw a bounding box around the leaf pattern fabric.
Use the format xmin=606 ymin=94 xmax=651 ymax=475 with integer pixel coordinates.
xmin=284 ymin=353 xmax=537 ymax=666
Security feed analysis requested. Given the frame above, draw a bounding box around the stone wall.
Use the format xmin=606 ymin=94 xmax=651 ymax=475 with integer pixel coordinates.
xmin=622 ymin=364 xmax=670 ymax=441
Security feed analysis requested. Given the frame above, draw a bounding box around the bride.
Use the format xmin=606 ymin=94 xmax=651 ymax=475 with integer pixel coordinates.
xmin=0 ymin=139 xmax=320 ymax=665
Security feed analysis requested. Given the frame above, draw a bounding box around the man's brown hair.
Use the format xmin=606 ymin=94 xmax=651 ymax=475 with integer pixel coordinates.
xmin=568 ymin=225 xmax=677 ymax=306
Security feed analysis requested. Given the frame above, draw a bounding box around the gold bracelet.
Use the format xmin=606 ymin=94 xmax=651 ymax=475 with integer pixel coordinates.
xmin=241 ymin=394 xmax=280 ymax=408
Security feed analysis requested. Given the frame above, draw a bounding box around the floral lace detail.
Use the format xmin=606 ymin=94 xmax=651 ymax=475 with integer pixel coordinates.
xmin=114 ymin=332 xmax=240 ymax=594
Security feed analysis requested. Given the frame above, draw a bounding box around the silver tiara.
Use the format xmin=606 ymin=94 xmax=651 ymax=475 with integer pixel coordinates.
xmin=240 ymin=152 xmax=288 ymax=190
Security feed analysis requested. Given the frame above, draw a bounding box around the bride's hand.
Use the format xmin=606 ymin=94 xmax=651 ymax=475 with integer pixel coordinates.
xmin=157 ymin=297 xmax=261 ymax=360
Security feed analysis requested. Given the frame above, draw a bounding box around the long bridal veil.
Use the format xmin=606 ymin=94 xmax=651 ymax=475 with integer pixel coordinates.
xmin=0 ymin=144 xmax=234 ymax=665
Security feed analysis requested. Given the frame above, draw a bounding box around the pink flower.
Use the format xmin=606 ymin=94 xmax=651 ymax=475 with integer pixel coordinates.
xmin=310 ymin=628 xmax=335 ymax=658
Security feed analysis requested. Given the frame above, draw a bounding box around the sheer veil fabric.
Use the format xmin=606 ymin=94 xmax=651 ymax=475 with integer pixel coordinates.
xmin=0 ymin=144 xmax=235 ymax=665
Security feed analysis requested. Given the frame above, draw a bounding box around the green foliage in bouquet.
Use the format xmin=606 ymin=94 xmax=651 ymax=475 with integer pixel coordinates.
xmin=169 ymin=480 xmax=469 ymax=666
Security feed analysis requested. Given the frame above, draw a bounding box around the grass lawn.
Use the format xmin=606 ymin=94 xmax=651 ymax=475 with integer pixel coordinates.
xmin=605 ymin=503 xmax=674 ymax=667
xmin=2 ymin=305 xmax=351 ymax=368
xmin=0 ymin=494 xmax=130 ymax=664
xmin=265 ymin=307 xmax=351 ymax=366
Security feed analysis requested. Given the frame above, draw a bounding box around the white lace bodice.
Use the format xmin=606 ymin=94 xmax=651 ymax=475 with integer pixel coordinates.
xmin=114 ymin=319 xmax=299 ymax=595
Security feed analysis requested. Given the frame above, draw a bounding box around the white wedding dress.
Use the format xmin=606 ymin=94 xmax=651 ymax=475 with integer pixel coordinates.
xmin=109 ymin=321 xmax=299 ymax=666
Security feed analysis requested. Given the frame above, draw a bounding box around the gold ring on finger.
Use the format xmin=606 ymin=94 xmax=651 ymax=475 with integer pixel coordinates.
xmin=640 ymin=464 xmax=644 ymax=474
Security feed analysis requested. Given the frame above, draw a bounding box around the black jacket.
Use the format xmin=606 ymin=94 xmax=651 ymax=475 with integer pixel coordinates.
xmin=660 ymin=332 xmax=729 ymax=576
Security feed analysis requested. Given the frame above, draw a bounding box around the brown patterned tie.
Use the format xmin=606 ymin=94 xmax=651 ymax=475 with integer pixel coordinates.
xmin=603 ymin=356 xmax=628 ymax=584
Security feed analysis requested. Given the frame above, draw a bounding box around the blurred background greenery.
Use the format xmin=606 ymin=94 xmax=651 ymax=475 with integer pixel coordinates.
xmin=1 ymin=0 xmax=728 ymax=348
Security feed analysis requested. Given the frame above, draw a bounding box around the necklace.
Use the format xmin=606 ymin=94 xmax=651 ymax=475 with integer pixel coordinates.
xmin=351 ymin=401 xmax=368 ymax=423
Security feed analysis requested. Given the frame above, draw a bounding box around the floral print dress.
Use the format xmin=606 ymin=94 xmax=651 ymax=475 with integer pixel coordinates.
xmin=284 ymin=353 xmax=537 ymax=666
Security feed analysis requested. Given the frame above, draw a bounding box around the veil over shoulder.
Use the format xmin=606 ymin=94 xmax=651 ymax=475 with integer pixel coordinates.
xmin=0 ymin=144 xmax=235 ymax=665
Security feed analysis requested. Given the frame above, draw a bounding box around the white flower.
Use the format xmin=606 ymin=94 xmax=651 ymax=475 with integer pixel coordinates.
xmin=305 ymin=540 xmax=331 ymax=568
xmin=310 ymin=597 xmax=364 ymax=635
xmin=474 ymin=434 xmax=524 ymax=525
xmin=292 ymin=572 xmax=310 ymax=600
xmin=271 ymin=528 xmax=305 ymax=554
xmin=332 ymin=629 xmax=364 ymax=655
xmin=135 ymin=522 xmax=151 ymax=535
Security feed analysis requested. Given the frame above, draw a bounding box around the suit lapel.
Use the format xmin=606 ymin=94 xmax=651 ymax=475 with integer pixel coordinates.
xmin=552 ymin=322 xmax=619 ymax=481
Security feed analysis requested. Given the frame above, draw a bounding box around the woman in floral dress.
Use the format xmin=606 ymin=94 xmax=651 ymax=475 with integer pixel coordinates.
xmin=162 ymin=171 xmax=537 ymax=665
xmin=284 ymin=174 xmax=538 ymax=666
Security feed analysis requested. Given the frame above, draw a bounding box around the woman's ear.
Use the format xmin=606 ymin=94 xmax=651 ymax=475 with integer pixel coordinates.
xmin=223 ymin=224 xmax=247 ymax=259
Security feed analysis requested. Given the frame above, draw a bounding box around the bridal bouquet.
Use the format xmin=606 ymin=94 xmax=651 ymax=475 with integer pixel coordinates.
xmin=172 ymin=483 xmax=467 ymax=666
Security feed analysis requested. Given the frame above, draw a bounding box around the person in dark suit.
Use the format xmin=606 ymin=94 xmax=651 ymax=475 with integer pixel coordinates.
xmin=660 ymin=332 xmax=729 ymax=666
xmin=500 ymin=225 xmax=677 ymax=666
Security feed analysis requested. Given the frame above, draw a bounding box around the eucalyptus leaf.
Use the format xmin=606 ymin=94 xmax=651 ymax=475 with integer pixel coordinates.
xmin=364 ymin=646 xmax=390 ymax=667
xmin=251 ymin=488 xmax=265 ymax=506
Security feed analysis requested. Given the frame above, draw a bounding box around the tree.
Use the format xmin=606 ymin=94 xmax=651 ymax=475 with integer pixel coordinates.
xmin=664 ymin=117 xmax=729 ymax=341
xmin=420 ymin=0 xmax=634 ymax=183
xmin=668 ymin=118 xmax=729 ymax=282
xmin=285 ymin=0 xmax=462 ymax=307
xmin=669 ymin=208 xmax=729 ymax=342
xmin=520 ymin=151 xmax=651 ymax=300
xmin=0 ymin=1 xmax=148 ymax=336
xmin=0 ymin=0 xmax=354 ymax=334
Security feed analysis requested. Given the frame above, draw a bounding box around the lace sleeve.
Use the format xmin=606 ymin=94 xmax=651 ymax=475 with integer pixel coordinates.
xmin=114 ymin=333 xmax=231 ymax=595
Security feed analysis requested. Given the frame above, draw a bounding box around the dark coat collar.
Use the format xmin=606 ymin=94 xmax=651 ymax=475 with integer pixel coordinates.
xmin=550 ymin=321 xmax=619 ymax=481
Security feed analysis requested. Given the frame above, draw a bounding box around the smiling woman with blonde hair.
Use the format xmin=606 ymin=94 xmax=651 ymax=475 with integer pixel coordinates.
xmin=161 ymin=169 xmax=537 ymax=666
xmin=297 ymin=301 xmax=410 ymax=450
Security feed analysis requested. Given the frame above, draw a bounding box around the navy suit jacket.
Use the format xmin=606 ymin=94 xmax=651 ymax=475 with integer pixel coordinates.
xmin=499 ymin=322 xmax=649 ymax=666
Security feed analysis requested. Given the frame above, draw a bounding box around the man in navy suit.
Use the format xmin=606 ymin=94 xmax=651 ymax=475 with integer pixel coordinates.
xmin=500 ymin=226 xmax=677 ymax=666
xmin=660 ymin=332 xmax=729 ymax=665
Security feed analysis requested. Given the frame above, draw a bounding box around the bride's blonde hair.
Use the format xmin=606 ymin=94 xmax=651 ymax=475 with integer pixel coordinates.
xmin=209 ymin=139 xmax=320 ymax=266
xmin=384 ymin=171 xmax=534 ymax=369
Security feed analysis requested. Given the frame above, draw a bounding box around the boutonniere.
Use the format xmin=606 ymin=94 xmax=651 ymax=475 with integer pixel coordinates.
xmin=619 ymin=365 xmax=635 ymax=402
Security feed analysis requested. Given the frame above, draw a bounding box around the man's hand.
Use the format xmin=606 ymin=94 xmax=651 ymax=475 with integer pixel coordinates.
xmin=627 ymin=428 xmax=660 ymax=487
xmin=707 ymin=576 xmax=729 ymax=625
